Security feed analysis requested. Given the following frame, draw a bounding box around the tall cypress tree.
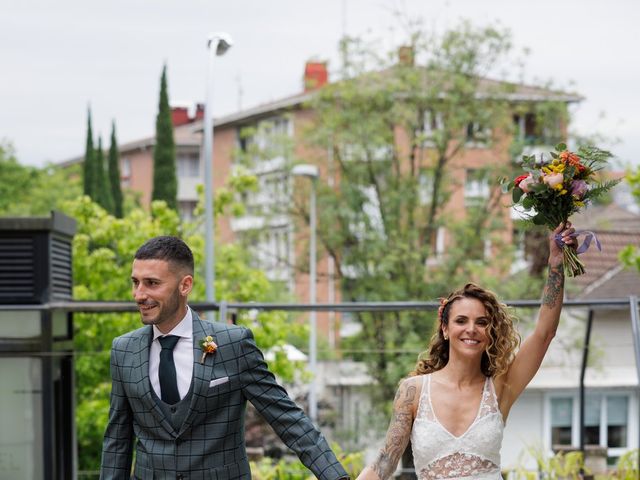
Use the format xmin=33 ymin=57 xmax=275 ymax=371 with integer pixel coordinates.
xmin=83 ymin=107 xmax=97 ymax=198
xmin=152 ymin=64 xmax=177 ymax=210
xmin=95 ymin=136 xmax=115 ymax=213
xmin=108 ymin=121 xmax=124 ymax=217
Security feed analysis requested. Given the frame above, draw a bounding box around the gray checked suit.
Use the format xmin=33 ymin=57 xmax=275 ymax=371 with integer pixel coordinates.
xmin=100 ymin=310 xmax=348 ymax=480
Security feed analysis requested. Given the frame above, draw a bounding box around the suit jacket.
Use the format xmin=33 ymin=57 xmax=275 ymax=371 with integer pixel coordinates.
xmin=100 ymin=311 xmax=348 ymax=480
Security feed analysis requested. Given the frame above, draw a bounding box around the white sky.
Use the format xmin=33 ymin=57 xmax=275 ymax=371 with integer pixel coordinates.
xmin=1 ymin=0 xmax=638 ymax=167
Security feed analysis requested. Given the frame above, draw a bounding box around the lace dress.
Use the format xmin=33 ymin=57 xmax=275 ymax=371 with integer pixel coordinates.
xmin=410 ymin=374 xmax=504 ymax=479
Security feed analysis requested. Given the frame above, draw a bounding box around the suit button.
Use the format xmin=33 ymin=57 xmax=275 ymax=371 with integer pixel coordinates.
xmin=177 ymin=474 xmax=184 ymax=480
xmin=170 ymin=406 xmax=177 ymax=413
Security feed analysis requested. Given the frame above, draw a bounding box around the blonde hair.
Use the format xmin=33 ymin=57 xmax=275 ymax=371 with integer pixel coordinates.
xmin=410 ymin=283 xmax=520 ymax=378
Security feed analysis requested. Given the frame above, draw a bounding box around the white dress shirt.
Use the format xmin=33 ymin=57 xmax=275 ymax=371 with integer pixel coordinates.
xmin=149 ymin=307 xmax=194 ymax=401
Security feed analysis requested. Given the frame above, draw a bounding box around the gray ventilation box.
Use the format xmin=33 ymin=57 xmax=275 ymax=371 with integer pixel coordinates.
xmin=0 ymin=211 xmax=76 ymax=304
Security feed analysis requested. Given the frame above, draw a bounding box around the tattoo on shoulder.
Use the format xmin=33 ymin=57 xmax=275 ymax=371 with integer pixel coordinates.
xmin=542 ymin=265 xmax=564 ymax=308
xmin=372 ymin=381 xmax=416 ymax=479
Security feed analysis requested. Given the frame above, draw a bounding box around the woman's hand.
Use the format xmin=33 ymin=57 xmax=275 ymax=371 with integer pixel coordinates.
xmin=548 ymin=222 xmax=576 ymax=268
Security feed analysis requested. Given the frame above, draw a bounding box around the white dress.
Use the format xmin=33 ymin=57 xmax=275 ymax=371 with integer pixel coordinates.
xmin=410 ymin=374 xmax=504 ymax=479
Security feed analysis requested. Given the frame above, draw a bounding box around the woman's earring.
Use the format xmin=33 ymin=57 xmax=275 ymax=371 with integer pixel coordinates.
xmin=443 ymin=333 xmax=448 ymax=341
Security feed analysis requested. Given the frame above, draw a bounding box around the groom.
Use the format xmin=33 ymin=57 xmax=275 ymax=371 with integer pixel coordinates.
xmin=100 ymin=236 xmax=348 ymax=480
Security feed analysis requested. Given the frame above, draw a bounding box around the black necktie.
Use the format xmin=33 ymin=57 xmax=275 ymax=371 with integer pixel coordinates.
xmin=158 ymin=335 xmax=181 ymax=405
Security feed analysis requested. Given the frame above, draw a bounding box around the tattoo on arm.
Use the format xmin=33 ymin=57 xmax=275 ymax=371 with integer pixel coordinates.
xmin=371 ymin=382 xmax=417 ymax=479
xmin=542 ymin=265 xmax=564 ymax=308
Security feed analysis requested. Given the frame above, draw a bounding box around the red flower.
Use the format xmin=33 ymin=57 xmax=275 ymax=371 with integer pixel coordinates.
xmin=514 ymin=174 xmax=529 ymax=187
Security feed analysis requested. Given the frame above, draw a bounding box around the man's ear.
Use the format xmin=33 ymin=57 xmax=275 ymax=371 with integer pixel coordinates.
xmin=179 ymin=275 xmax=193 ymax=296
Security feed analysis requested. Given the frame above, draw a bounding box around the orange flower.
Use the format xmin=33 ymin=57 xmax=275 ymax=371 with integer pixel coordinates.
xmin=559 ymin=150 xmax=585 ymax=172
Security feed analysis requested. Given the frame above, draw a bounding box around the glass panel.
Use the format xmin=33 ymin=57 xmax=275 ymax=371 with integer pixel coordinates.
xmin=52 ymin=311 xmax=69 ymax=339
xmin=0 ymin=357 xmax=43 ymax=479
xmin=0 ymin=310 xmax=41 ymax=338
xmin=585 ymin=426 xmax=600 ymax=445
xmin=551 ymin=398 xmax=572 ymax=426
xmin=585 ymin=395 xmax=601 ymax=426
xmin=607 ymin=396 xmax=628 ymax=425
xmin=552 ymin=426 xmax=572 ymax=446
xmin=607 ymin=396 xmax=628 ymax=448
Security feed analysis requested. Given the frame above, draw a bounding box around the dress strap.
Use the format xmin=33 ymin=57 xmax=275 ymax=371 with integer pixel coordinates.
xmin=415 ymin=374 xmax=433 ymax=420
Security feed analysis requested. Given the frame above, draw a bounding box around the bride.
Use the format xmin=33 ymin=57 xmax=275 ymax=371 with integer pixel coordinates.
xmin=357 ymin=223 xmax=575 ymax=480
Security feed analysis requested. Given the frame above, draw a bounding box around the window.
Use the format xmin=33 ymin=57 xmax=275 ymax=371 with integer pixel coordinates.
xmin=551 ymin=397 xmax=573 ymax=446
xmin=465 ymin=122 xmax=491 ymax=145
xmin=606 ymin=396 xmax=628 ymax=448
xmin=547 ymin=393 xmax=632 ymax=457
xmin=464 ymin=169 xmax=490 ymax=207
xmin=422 ymin=109 xmax=443 ymax=140
xmin=178 ymin=201 xmax=197 ymax=222
xmin=121 ymin=157 xmax=131 ymax=187
xmin=418 ymin=169 xmax=434 ymax=205
xmin=177 ymin=153 xmax=200 ymax=178
xmin=249 ymin=226 xmax=291 ymax=282
xmin=238 ymin=117 xmax=292 ymax=159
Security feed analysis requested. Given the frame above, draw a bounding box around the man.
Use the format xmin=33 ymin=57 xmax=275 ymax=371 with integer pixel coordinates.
xmin=100 ymin=236 xmax=348 ymax=480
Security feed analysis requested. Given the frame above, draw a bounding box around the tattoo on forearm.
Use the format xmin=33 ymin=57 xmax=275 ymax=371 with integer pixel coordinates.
xmin=542 ymin=265 xmax=564 ymax=308
xmin=372 ymin=382 xmax=416 ymax=479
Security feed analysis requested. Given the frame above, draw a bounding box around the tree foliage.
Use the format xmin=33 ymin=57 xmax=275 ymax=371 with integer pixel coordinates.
xmin=94 ymin=136 xmax=115 ymax=213
xmin=83 ymin=107 xmax=97 ymax=198
xmin=620 ymin=166 xmax=640 ymax=271
xmin=152 ymin=64 xmax=178 ymax=210
xmin=0 ymin=141 xmax=82 ymax=216
xmin=108 ymin=121 xmax=124 ymax=218
xmin=292 ymin=22 xmax=567 ymax=402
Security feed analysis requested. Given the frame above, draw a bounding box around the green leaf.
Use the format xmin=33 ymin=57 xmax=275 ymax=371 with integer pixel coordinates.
xmin=532 ymin=213 xmax=546 ymax=225
xmin=522 ymin=195 xmax=534 ymax=209
xmin=555 ymin=142 xmax=567 ymax=151
xmin=512 ymin=187 xmax=524 ymax=203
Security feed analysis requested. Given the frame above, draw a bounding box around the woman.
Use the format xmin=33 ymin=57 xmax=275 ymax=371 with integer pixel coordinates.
xmin=357 ymin=223 xmax=575 ymax=480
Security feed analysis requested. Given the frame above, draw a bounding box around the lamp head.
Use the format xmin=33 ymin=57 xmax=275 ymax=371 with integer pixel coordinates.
xmin=208 ymin=32 xmax=233 ymax=56
xmin=291 ymin=164 xmax=319 ymax=179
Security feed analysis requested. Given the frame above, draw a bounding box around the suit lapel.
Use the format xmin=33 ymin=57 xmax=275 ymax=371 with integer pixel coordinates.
xmin=178 ymin=311 xmax=218 ymax=437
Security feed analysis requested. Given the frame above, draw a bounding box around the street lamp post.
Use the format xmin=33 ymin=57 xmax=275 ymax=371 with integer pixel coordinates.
xmin=203 ymin=32 xmax=233 ymax=304
xmin=291 ymin=164 xmax=319 ymax=423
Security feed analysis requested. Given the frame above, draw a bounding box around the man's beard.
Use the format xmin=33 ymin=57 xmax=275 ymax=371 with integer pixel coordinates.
xmin=139 ymin=289 xmax=181 ymax=326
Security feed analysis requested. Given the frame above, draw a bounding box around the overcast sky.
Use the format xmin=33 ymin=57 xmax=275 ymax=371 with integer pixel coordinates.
xmin=1 ymin=0 xmax=638 ymax=167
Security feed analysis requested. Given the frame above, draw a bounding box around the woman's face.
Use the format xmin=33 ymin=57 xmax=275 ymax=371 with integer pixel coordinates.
xmin=442 ymin=297 xmax=490 ymax=356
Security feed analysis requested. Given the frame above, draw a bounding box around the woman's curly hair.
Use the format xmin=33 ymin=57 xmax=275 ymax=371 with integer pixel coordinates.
xmin=410 ymin=283 xmax=521 ymax=378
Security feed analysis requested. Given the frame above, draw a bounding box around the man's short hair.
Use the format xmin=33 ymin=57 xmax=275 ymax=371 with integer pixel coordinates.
xmin=134 ymin=236 xmax=194 ymax=275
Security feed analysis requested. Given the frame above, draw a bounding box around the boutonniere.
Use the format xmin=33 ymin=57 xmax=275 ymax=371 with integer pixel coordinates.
xmin=200 ymin=335 xmax=217 ymax=363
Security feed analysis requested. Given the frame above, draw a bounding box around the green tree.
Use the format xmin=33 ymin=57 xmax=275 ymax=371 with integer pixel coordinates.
xmin=68 ymin=195 xmax=303 ymax=471
xmin=288 ymin=22 xmax=570 ymax=402
xmin=0 ymin=141 xmax=38 ymax=212
xmin=620 ymin=166 xmax=640 ymax=270
xmin=94 ymin=136 xmax=115 ymax=213
xmin=152 ymin=64 xmax=178 ymax=210
xmin=83 ymin=106 xmax=97 ymax=198
xmin=0 ymin=141 xmax=82 ymax=216
xmin=108 ymin=121 xmax=124 ymax=217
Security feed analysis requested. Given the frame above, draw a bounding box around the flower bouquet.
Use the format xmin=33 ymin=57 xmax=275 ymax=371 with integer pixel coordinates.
xmin=505 ymin=143 xmax=620 ymax=277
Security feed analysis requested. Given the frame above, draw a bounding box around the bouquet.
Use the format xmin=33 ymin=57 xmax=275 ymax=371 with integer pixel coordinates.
xmin=505 ymin=143 xmax=620 ymax=277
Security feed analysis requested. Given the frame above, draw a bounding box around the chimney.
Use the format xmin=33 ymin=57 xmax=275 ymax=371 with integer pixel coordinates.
xmin=304 ymin=61 xmax=328 ymax=92
xmin=398 ymin=46 xmax=414 ymax=66
xmin=171 ymin=106 xmax=190 ymax=126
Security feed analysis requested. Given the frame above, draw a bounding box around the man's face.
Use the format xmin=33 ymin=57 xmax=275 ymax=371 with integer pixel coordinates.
xmin=131 ymin=259 xmax=193 ymax=333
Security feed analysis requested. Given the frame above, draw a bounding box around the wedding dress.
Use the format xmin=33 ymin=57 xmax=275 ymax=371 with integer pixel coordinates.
xmin=410 ymin=374 xmax=504 ymax=479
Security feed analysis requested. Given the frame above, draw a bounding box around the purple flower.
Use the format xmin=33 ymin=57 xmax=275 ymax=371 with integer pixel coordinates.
xmin=571 ymin=179 xmax=588 ymax=198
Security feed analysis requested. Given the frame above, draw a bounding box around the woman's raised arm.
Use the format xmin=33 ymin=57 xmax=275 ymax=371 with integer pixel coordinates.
xmin=499 ymin=222 xmax=575 ymax=416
